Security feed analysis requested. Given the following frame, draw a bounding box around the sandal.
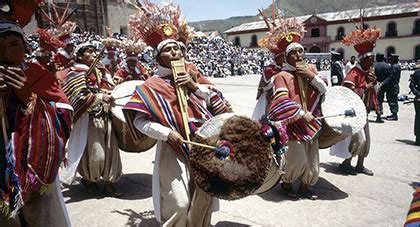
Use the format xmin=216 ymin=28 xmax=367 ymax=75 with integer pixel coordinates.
xmin=104 ymin=183 xmax=123 ymax=198
xmin=80 ymin=178 xmax=99 ymax=193
xmin=281 ymin=183 xmax=298 ymax=198
xmin=339 ymin=163 xmax=357 ymax=175
xmin=299 ymin=189 xmax=319 ymax=200
xmin=355 ymin=166 xmax=374 ymax=176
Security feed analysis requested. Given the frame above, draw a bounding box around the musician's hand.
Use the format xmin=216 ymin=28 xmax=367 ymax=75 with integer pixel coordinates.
xmin=0 ymin=66 xmax=27 ymax=90
xmin=296 ymin=64 xmax=315 ymax=80
xmin=378 ymin=82 xmax=385 ymax=91
xmin=366 ymin=82 xmax=375 ymax=89
xmin=368 ymin=72 xmax=377 ymax=84
xmin=175 ymin=72 xmax=198 ymax=92
xmin=102 ymin=94 xmax=114 ymax=103
xmin=0 ymin=66 xmax=32 ymax=103
xmin=302 ymin=112 xmax=314 ymax=122
xmin=167 ymin=130 xmax=184 ymax=147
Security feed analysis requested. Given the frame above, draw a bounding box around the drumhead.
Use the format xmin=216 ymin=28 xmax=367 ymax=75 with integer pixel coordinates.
xmin=111 ymin=80 xmax=143 ymax=121
xmin=318 ymin=86 xmax=367 ymax=148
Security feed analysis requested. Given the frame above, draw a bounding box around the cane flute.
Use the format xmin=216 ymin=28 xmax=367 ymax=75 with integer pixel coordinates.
xmin=171 ymin=58 xmax=191 ymax=142
xmin=296 ymin=61 xmax=308 ymax=112
xmin=0 ymin=95 xmax=8 ymax=146
xmin=86 ymin=46 xmax=106 ymax=83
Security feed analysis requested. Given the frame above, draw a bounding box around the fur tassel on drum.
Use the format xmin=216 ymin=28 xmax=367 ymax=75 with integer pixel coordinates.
xmin=190 ymin=116 xmax=272 ymax=200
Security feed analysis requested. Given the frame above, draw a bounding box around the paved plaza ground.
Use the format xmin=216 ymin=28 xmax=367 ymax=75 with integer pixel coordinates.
xmin=63 ymin=71 xmax=419 ymax=226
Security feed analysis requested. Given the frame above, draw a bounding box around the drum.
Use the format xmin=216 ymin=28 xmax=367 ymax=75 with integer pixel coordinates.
xmin=190 ymin=113 xmax=273 ymax=200
xmin=110 ymin=80 xmax=156 ymax=152
xmin=318 ymin=86 xmax=367 ymax=148
xmin=252 ymin=153 xmax=282 ymax=195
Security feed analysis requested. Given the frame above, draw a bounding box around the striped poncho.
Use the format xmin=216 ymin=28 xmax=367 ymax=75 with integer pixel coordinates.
xmin=267 ymin=68 xmax=323 ymax=142
xmin=123 ymin=75 xmax=231 ymax=154
xmin=61 ymin=63 xmax=113 ymax=122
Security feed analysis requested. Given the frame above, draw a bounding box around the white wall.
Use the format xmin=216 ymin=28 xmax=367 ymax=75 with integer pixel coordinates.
xmin=327 ymin=16 xmax=419 ymax=39
xmin=23 ymin=15 xmax=38 ymax=35
xmin=327 ymin=15 xmax=420 ymax=60
xmin=106 ymin=2 xmax=137 ymax=35
xmin=330 ymin=36 xmax=420 ymax=60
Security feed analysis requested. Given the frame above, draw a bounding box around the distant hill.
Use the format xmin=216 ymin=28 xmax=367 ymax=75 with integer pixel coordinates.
xmin=189 ymin=0 xmax=417 ymax=34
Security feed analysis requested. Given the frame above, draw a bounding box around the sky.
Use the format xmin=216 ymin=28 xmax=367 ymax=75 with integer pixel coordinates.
xmin=149 ymin=0 xmax=273 ymax=22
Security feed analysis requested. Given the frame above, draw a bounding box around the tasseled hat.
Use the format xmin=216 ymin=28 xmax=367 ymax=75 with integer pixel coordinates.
xmin=0 ymin=0 xmax=43 ymax=27
xmin=128 ymin=0 xmax=182 ymax=53
xmin=258 ymin=9 xmax=306 ymax=56
xmin=36 ymin=28 xmax=64 ymax=51
xmin=342 ymin=13 xmax=380 ymax=60
xmin=342 ymin=28 xmax=380 ymax=59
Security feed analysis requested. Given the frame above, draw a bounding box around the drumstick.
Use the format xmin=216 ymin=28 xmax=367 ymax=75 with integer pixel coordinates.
xmin=181 ymin=139 xmax=235 ymax=160
xmin=181 ymin=139 xmax=216 ymax=149
xmin=315 ymin=108 xmax=356 ymax=120
xmin=113 ymin=94 xmax=133 ymax=100
xmin=403 ymin=99 xmax=420 ymax=104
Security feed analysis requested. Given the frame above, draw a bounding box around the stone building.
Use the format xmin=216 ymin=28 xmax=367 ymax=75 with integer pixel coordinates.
xmin=24 ymin=0 xmax=137 ymax=36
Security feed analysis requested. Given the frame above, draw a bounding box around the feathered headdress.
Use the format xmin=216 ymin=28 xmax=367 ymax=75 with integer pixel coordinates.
xmin=40 ymin=2 xmax=78 ymax=44
xmin=0 ymin=0 xmax=43 ymax=27
xmin=178 ymin=21 xmax=197 ymax=45
xmin=36 ymin=28 xmax=63 ymax=51
xmin=36 ymin=1 xmax=78 ymax=51
xmin=123 ymin=39 xmax=146 ymax=60
xmin=102 ymin=37 xmax=123 ymax=53
xmin=128 ymin=0 xmax=182 ymax=51
xmin=342 ymin=9 xmax=381 ymax=59
xmin=258 ymin=8 xmax=306 ymax=55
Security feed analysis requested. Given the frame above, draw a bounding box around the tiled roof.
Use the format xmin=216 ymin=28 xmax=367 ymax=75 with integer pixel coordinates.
xmin=224 ymin=2 xmax=419 ymax=34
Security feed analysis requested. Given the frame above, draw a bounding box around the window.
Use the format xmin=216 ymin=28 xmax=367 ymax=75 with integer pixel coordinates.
xmin=386 ymin=46 xmax=395 ymax=58
xmin=415 ymin=45 xmax=420 ymax=61
xmin=414 ymin=19 xmax=420 ymax=35
xmin=234 ymin=36 xmax=241 ymax=46
xmin=309 ymin=46 xmax=321 ymax=53
xmin=363 ymin=23 xmax=369 ymax=29
xmin=250 ymin=35 xmax=258 ymax=47
xmin=120 ymin=26 xmax=127 ymax=35
xmin=311 ymin=28 xmax=320 ymax=37
xmin=336 ymin=27 xmax=345 ymax=40
xmin=386 ymin=22 xmax=397 ymax=37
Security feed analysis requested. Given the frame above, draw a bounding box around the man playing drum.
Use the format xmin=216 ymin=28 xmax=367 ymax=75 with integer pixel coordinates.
xmin=123 ymin=1 xmax=232 ymax=226
xmin=60 ymin=43 xmax=123 ymax=197
xmin=257 ymin=14 xmax=327 ymax=200
xmin=331 ymin=26 xmax=380 ymax=176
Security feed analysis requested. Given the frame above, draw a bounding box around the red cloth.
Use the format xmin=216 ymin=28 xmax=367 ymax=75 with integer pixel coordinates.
xmin=114 ymin=65 xmax=148 ymax=83
xmin=24 ymin=61 xmax=69 ymax=104
xmin=52 ymin=52 xmax=72 ymax=69
xmin=343 ymin=66 xmax=379 ymax=112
